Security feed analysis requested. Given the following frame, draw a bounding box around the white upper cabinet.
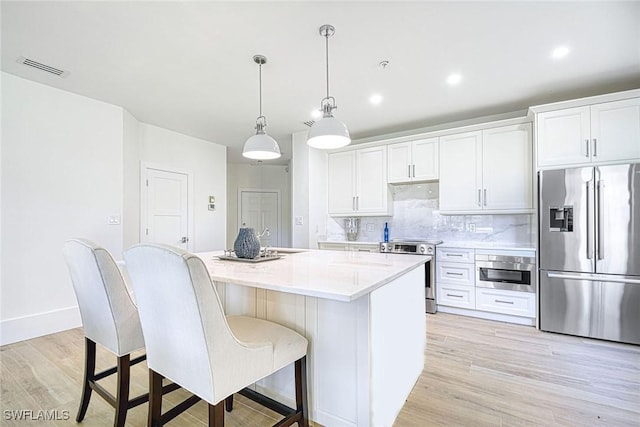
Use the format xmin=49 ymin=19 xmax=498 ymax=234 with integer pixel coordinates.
xmin=328 ymin=146 xmax=391 ymax=216
xmin=439 ymin=123 xmax=533 ymax=214
xmin=387 ymin=138 xmax=438 ymax=183
xmin=537 ymin=97 xmax=640 ymax=167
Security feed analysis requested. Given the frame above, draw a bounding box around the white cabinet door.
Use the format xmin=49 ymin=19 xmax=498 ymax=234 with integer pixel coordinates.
xmin=328 ymin=151 xmax=356 ymax=215
xmin=356 ymin=146 xmax=388 ymax=214
xmin=537 ymin=106 xmax=591 ymax=167
xmin=439 ymin=131 xmax=482 ymax=212
xmin=482 ymin=123 xmax=533 ymax=211
xmin=590 ymin=98 xmax=640 ymax=162
xmin=412 ymin=138 xmax=439 ymax=181
xmin=387 ymin=142 xmax=412 ymax=183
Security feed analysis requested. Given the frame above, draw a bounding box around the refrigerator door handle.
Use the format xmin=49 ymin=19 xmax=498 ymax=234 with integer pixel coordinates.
xmin=586 ymin=180 xmax=593 ymax=260
xmin=597 ymin=180 xmax=604 ymax=260
xmin=547 ymin=272 xmax=640 ymax=285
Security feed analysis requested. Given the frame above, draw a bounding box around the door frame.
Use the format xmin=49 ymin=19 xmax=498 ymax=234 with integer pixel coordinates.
xmin=237 ymin=188 xmax=281 ymax=247
xmin=140 ymin=162 xmax=194 ymax=251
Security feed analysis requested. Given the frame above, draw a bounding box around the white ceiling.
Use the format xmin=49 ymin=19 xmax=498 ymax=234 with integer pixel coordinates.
xmin=2 ymin=1 xmax=639 ymax=164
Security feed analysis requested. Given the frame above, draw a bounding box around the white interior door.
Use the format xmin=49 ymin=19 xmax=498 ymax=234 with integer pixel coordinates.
xmin=143 ymin=167 xmax=189 ymax=250
xmin=240 ymin=191 xmax=279 ymax=248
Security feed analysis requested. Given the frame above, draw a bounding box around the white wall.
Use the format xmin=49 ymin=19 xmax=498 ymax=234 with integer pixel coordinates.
xmin=1 ymin=73 xmax=228 ymax=345
xmin=291 ymin=131 xmax=328 ymax=249
xmin=123 ymin=109 xmax=141 ymax=249
xmin=227 ymin=161 xmax=291 ymax=249
xmin=139 ymin=124 xmax=227 ymax=252
xmin=1 ymin=72 xmax=124 ymax=344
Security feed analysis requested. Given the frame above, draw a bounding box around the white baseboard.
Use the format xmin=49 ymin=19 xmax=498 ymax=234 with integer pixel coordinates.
xmin=1 ymin=306 xmax=81 ymax=346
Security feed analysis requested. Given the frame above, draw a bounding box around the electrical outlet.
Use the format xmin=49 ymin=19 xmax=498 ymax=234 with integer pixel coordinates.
xmin=366 ymin=223 xmax=374 ymax=232
xmin=107 ymin=215 xmax=121 ymax=225
xmin=295 ymin=216 xmax=304 ymax=226
xmin=467 ymin=223 xmax=475 ymax=232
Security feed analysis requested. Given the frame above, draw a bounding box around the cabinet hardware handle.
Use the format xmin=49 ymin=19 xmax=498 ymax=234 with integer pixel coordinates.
xmin=357 ymin=196 xmax=359 ymax=211
xmin=593 ymin=138 xmax=597 ymax=157
xmin=478 ymin=189 xmax=482 ymax=206
xmin=447 ymin=294 xmax=464 ymax=298
xmin=412 ymin=164 xmax=416 ymax=177
xmin=408 ymin=165 xmax=411 ymax=178
xmin=446 ymin=253 xmax=463 ymax=257
xmin=483 ymin=189 xmax=487 ymax=206
xmin=585 ymin=139 xmax=590 ymax=157
xmin=446 ymin=272 xmax=464 ymax=276
xmin=352 ymin=196 xmax=356 ymax=211
xmin=495 ymin=299 xmax=514 ymax=304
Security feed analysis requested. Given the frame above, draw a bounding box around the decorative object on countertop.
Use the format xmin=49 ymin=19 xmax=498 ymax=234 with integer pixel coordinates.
xmin=384 ymin=222 xmax=389 ymax=242
xmin=345 ymin=217 xmax=360 ymax=241
xmin=307 ymin=24 xmax=351 ymax=149
xmin=233 ymin=227 xmax=261 ymax=259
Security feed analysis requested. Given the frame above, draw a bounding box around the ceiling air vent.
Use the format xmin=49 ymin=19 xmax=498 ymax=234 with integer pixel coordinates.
xmin=16 ymin=56 xmax=70 ymax=78
xmin=303 ymin=120 xmax=315 ymax=127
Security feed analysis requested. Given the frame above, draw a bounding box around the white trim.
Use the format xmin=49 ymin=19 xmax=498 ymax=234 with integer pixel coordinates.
xmin=140 ymin=162 xmax=194 ymax=251
xmin=237 ymin=188 xmax=282 ymax=247
xmin=528 ymin=88 xmax=640 ymax=114
xmin=436 ymin=305 xmax=535 ymax=326
xmin=0 ymin=306 xmax=81 ymax=346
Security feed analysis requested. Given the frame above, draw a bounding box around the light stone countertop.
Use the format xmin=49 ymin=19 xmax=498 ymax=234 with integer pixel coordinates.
xmin=439 ymin=241 xmax=536 ymax=252
xmin=195 ymin=249 xmax=429 ymax=302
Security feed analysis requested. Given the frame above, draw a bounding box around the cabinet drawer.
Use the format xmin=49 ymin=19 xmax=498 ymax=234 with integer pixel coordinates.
xmin=436 ymin=261 xmax=475 ymax=286
xmin=437 ymin=247 xmax=475 ymax=263
xmin=437 ymin=283 xmax=475 ymax=309
xmin=475 ymin=288 xmax=536 ymax=318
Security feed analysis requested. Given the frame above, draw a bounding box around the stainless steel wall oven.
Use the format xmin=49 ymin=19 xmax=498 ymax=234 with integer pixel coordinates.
xmin=475 ymin=254 xmax=536 ymax=293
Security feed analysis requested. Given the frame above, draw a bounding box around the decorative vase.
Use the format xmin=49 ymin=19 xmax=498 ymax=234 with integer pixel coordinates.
xmin=234 ymin=227 xmax=261 ymax=259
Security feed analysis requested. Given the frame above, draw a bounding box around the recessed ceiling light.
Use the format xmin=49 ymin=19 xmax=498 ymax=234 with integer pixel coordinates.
xmin=311 ymin=109 xmax=322 ymax=119
xmin=369 ymin=94 xmax=383 ymax=105
xmin=552 ymin=46 xmax=570 ymax=59
xmin=446 ymin=73 xmax=462 ymax=85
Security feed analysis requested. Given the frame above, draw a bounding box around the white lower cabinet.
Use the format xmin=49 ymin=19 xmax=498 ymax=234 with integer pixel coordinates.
xmin=317 ymin=241 xmax=380 ymax=252
xmin=475 ymin=288 xmax=536 ymax=318
xmin=438 ymin=283 xmax=475 ymax=310
xmin=436 ymin=246 xmax=536 ymax=325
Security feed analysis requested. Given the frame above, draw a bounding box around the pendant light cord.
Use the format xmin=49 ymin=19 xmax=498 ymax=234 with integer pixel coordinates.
xmin=325 ymin=31 xmax=330 ymax=99
xmin=259 ymin=61 xmax=263 ymax=117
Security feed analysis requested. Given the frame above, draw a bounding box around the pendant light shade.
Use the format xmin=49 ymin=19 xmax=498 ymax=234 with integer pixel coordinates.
xmin=243 ymin=55 xmax=281 ymax=160
xmin=307 ymin=25 xmax=351 ymax=150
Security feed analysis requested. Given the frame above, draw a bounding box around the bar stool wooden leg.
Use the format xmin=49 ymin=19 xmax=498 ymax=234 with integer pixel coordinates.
xmin=224 ymin=396 xmax=233 ymax=412
xmin=114 ymin=355 xmax=131 ymax=427
xmin=208 ymin=402 xmax=224 ymax=427
xmin=77 ymin=338 xmax=96 ymax=422
xmin=149 ymin=370 xmax=164 ymax=427
xmin=295 ymin=356 xmax=309 ymax=427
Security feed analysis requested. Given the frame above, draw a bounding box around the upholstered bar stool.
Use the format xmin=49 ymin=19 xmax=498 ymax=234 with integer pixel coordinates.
xmin=63 ymin=239 xmax=148 ymax=427
xmin=124 ymin=243 xmax=309 ymax=427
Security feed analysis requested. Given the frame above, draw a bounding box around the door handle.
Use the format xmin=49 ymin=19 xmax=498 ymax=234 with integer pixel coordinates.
xmin=593 ymin=138 xmax=597 ymax=157
xmin=494 ymin=299 xmax=514 ymax=305
xmin=181 ymin=236 xmax=189 ymax=244
xmin=412 ymin=164 xmax=416 ymax=178
xmin=477 ymin=189 xmax=482 ymax=206
xmin=352 ymin=196 xmax=356 ymax=211
xmin=483 ymin=189 xmax=487 ymax=207
xmin=446 ymin=294 xmax=464 ymax=298
xmin=597 ymin=180 xmax=604 ymax=260
xmin=547 ymin=272 xmax=640 ymax=285
xmin=446 ymin=272 xmax=464 ymax=276
xmin=408 ymin=165 xmax=411 ymax=178
xmin=585 ymin=139 xmax=590 ymax=157
xmin=586 ymin=181 xmax=593 ymax=260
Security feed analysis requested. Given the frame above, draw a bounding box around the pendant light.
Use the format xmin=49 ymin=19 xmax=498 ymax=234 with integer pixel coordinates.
xmin=242 ymin=55 xmax=281 ymax=160
xmin=307 ymin=24 xmax=351 ymax=150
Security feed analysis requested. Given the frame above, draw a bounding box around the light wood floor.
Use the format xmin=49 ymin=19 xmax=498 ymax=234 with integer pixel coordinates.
xmin=1 ymin=313 xmax=639 ymax=426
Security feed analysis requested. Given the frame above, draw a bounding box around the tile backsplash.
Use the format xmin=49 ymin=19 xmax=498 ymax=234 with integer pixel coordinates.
xmin=325 ymin=182 xmax=534 ymax=245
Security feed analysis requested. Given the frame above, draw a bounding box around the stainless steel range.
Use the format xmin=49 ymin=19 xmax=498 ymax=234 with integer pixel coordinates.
xmin=380 ymin=239 xmax=443 ymax=313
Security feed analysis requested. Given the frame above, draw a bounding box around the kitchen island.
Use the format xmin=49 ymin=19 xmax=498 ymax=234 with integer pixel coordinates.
xmin=195 ymin=249 xmax=429 ymax=427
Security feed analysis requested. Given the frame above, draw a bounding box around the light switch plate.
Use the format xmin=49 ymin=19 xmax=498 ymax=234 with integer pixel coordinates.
xmin=295 ymin=216 xmax=304 ymax=226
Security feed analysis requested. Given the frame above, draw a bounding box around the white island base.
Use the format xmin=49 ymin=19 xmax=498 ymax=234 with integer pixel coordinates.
xmin=214 ymin=264 xmax=425 ymax=427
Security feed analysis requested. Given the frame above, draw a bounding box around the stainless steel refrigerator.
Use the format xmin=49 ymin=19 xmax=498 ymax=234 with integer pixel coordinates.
xmin=539 ymin=163 xmax=640 ymax=345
